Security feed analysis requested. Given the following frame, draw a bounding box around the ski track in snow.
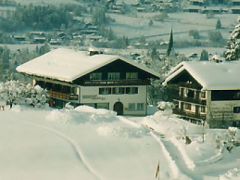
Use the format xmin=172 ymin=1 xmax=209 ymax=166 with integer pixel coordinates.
xmin=20 ymin=120 xmax=105 ymax=180
xmin=196 ymin=149 xmax=224 ymax=165
xmin=119 ymin=116 xmax=185 ymax=180
xmin=150 ymin=132 xmax=180 ymax=179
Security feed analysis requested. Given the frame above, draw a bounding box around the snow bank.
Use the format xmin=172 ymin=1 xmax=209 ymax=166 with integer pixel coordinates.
xmin=46 ymin=105 xmax=118 ymax=124
xmin=220 ymin=168 xmax=240 ymax=180
xmin=96 ymin=126 xmax=113 ymax=136
xmin=75 ymin=105 xmax=116 ymax=116
xmin=46 ymin=109 xmax=72 ymax=123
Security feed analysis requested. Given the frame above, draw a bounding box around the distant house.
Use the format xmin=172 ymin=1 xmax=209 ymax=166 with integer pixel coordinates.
xmin=231 ymin=0 xmax=240 ymax=6
xmin=201 ymin=7 xmax=226 ymax=14
xmin=13 ymin=35 xmax=26 ymax=43
xmin=231 ymin=6 xmax=240 ymax=13
xmin=189 ymin=0 xmax=205 ymax=6
xmin=16 ymin=48 xmax=159 ymax=116
xmin=183 ymin=6 xmax=201 ymax=13
xmin=163 ymin=61 xmax=240 ymax=128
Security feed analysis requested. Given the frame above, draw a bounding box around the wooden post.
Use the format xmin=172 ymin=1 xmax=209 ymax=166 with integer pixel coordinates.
xmin=155 ymin=161 xmax=160 ymax=179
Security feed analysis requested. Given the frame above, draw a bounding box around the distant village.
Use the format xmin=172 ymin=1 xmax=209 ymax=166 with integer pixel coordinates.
xmin=0 ymin=0 xmax=240 ymax=47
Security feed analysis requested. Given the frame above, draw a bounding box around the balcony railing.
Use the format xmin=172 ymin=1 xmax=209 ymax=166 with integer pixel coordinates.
xmin=173 ymin=108 xmax=206 ymax=121
xmin=49 ymin=90 xmax=78 ymax=101
xmin=174 ymin=96 xmax=206 ymax=105
xmin=83 ymin=79 xmax=150 ymax=86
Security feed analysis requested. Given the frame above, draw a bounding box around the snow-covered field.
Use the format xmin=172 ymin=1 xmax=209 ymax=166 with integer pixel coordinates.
xmin=0 ymin=105 xmax=240 ymax=180
xmin=109 ymin=12 xmax=238 ymax=41
xmin=13 ymin=0 xmax=78 ymax=5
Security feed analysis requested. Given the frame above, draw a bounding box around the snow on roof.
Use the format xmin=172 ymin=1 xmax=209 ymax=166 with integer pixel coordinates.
xmin=163 ymin=61 xmax=240 ymax=90
xmin=16 ymin=48 xmax=160 ymax=82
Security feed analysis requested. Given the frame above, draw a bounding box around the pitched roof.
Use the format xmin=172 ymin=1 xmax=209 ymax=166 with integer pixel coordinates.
xmin=163 ymin=61 xmax=240 ymax=90
xmin=16 ymin=48 xmax=160 ymax=82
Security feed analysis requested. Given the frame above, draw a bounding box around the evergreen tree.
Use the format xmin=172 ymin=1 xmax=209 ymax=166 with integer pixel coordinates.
xmin=167 ymin=29 xmax=173 ymax=56
xmin=148 ymin=19 xmax=153 ymax=26
xmin=216 ymin=18 xmax=222 ymax=29
xmin=38 ymin=43 xmax=51 ymax=55
xmin=225 ymin=18 xmax=240 ymax=61
xmin=200 ymin=49 xmax=209 ymax=61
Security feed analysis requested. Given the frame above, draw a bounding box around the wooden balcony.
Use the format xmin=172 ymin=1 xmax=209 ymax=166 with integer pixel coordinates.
xmin=175 ymin=96 xmax=206 ymax=105
xmin=49 ymin=90 xmax=78 ymax=101
xmin=173 ymin=108 xmax=206 ymax=122
xmin=83 ymin=79 xmax=150 ymax=86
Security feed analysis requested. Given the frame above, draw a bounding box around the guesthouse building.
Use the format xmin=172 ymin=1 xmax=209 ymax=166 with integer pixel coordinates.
xmin=17 ymin=48 xmax=159 ymax=115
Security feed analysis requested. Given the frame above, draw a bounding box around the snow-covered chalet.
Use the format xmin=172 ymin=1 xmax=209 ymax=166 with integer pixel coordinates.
xmin=17 ymin=48 xmax=159 ymax=115
xmin=163 ymin=61 xmax=240 ymax=128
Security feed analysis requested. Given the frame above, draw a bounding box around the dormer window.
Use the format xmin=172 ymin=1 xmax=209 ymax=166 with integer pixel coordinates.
xmin=90 ymin=73 xmax=102 ymax=81
xmin=126 ymin=72 xmax=138 ymax=80
xmin=108 ymin=72 xmax=120 ymax=80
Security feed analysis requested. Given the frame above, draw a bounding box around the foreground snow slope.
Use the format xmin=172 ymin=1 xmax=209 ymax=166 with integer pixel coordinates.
xmin=0 ymin=106 xmax=162 ymax=180
xmin=0 ymin=106 xmax=239 ymax=180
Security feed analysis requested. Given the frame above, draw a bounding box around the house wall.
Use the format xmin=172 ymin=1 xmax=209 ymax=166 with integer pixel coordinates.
xmin=208 ymin=104 xmax=240 ymax=127
xmin=205 ymin=90 xmax=240 ymax=128
xmin=79 ymin=85 xmax=147 ymax=115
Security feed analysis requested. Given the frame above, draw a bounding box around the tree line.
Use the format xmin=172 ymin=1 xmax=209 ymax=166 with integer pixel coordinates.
xmin=0 ymin=4 xmax=73 ymax=32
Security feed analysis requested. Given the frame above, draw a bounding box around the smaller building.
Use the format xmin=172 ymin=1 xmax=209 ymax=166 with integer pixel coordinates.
xmin=163 ymin=61 xmax=240 ymax=128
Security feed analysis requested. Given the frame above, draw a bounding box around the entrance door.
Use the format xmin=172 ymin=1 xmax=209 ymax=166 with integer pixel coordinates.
xmin=113 ymin=102 xmax=123 ymax=115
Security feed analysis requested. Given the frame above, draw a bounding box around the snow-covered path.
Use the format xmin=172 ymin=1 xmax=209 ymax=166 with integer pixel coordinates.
xmin=125 ymin=113 xmax=240 ymax=180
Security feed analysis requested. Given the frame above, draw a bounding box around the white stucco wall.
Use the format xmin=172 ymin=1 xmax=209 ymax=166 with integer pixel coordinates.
xmin=210 ymin=100 xmax=240 ymax=121
xmin=79 ymin=85 xmax=147 ymax=115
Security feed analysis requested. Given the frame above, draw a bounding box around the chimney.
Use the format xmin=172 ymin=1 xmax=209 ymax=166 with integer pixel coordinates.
xmin=88 ymin=47 xmax=103 ymax=56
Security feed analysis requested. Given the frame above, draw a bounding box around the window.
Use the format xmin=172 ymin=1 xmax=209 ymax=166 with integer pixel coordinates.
xmin=128 ymin=103 xmax=136 ymax=111
xmin=112 ymin=87 xmax=125 ymax=94
xmin=179 ymin=87 xmax=184 ymax=97
xmin=212 ymin=90 xmax=240 ymax=101
xmin=126 ymin=87 xmax=138 ymax=94
xmin=184 ymin=103 xmax=191 ymax=110
xmin=96 ymin=103 xmax=109 ymax=109
xmin=70 ymin=87 xmax=78 ymax=95
xmin=184 ymin=88 xmax=188 ymax=97
xmin=99 ymin=87 xmax=138 ymax=95
xmin=233 ymin=107 xmax=240 ymax=113
xmin=200 ymin=106 xmax=206 ymax=113
xmin=200 ymin=91 xmax=206 ymax=99
xmin=108 ymin=72 xmax=120 ymax=80
xmin=99 ymin=88 xmax=111 ymax=95
xmin=187 ymin=89 xmax=195 ymax=98
xmin=90 ymin=73 xmax=102 ymax=81
xmin=126 ymin=72 xmax=138 ymax=80
xmin=137 ymin=103 xmax=144 ymax=111
xmin=233 ymin=92 xmax=240 ymax=99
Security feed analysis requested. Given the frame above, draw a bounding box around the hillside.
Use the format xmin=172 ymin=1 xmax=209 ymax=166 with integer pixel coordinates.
xmin=0 ymin=105 xmax=239 ymax=180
